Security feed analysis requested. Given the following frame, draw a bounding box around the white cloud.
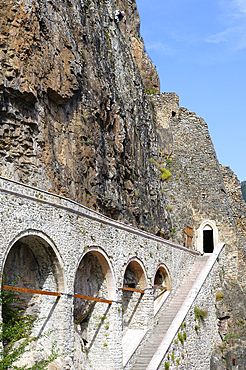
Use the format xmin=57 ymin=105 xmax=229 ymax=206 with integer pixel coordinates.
xmin=205 ymin=0 xmax=246 ymax=50
xmin=233 ymin=0 xmax=246 ymax=14
xmin=206 ymin=28 xmax=235 ymax=44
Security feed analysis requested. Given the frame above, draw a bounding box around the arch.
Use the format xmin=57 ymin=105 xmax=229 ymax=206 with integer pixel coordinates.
xmin=122 ymin=257 xmax=148 ymax=290
xmin=1 ymin=229 xmax=65 ymax=291
xmin=154 ymin=264 xmax=172 ymax=290
xmin=121 ymin=258 xmax=149 ymax=334
xmin=153 ymin=264 xmax=171 ymax=315
xmin=1 ymin=229 xmax=67 ymax=359
xmin=74 ymin=246 xmax=116 ymax=300
xmin=73 ymin=247 xmax=116 ymax=367
xmin=196 ymin=220 xmax=219 ymax=254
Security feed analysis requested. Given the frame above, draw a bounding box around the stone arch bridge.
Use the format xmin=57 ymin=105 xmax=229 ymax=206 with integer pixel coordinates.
xmin=0 ymin=176 xmax=223 ymax=369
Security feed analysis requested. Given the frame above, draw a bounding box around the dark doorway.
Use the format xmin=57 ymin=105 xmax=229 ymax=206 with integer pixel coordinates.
xmin=203 ymin=230 xmax=214 ymax=253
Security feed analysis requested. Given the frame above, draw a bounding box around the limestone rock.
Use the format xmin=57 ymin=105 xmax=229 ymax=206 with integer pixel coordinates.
xmin=0 ymin=0 xmax=170 ymax=235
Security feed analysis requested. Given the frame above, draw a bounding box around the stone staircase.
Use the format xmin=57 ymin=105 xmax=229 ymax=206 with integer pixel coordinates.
xmin=130 ymin=255 xmax=210 ymax=370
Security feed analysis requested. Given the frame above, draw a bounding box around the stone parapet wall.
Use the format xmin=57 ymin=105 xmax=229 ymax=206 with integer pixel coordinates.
xmin=160 ymin=245 xmax=226 ymax=370
xmin=0 ymin=175 xmax=197 ymax=253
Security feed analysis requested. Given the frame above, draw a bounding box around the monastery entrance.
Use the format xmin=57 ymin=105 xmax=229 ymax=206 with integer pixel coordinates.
xmin=196 ymin=220 xmax=218 ymax=254
xmin=203 ymin=225 xmax=214 ymax=253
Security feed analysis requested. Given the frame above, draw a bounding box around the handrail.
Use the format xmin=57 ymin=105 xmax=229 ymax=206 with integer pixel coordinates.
xmin=153 ymin=285 xmax=167 ymax=290
xmin=74 ymin=293 xmax=112 ymax=304
xmin=121 ymin=286 xmax=145 ymax=294
xmin=3 ymin=285 xmax=61 ymax=297
xmin=2 ymin=285 xmax=113 ymax=304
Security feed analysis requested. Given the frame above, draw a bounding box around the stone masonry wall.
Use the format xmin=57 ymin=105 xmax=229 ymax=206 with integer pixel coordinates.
xmin=0 ymin=176 xmax=199 ymax=369
xmin=150 ymin=93 xmax=179 ymax=161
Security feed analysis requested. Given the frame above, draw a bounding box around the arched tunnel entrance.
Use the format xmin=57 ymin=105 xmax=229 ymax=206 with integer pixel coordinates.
xmin=1 ymin=232 xmax=64 ymax=366
xmin=73 ymin=247 xmax=116 ymax=369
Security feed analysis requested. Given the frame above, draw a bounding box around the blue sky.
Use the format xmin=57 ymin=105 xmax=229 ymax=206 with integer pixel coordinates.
xmin=136 ymin=0 xmax=246 ymax=182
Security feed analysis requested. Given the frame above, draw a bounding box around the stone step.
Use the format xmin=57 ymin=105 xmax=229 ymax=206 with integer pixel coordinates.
xmin=131 ymin=256 xmax=209 ymax=370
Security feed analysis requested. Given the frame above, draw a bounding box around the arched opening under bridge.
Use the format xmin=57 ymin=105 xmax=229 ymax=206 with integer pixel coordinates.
xmin=153 ymin=264 xmax=171 ymax=315
xmin=1 ymin=231 xmax=64 ymax=367
xmin=73 ymin=247 xmax=116 ymax=369
xmin=122 ymin=258 xmax=148 ymax=334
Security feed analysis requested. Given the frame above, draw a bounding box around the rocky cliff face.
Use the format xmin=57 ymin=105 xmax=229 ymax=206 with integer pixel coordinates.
xmin=2 ymin=1 xmax=246 ymax=369
xmin=0 ymin=0 xmax=170 ymax=235
xmin=221 ymin=166 xmax=246 ymax=245
xmin=241 ymin=181 xmax=246 ymax=202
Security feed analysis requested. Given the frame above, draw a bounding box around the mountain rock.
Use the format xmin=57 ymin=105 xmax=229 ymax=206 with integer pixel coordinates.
xmin=0 ymin=0 xmax=169 ymax=235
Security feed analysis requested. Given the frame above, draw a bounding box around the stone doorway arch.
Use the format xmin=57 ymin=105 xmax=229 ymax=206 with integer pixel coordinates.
xmin=203 ymin=225 xmax=214 ymax=253
xmin=196 ymin=220 xmax=218 ymax=254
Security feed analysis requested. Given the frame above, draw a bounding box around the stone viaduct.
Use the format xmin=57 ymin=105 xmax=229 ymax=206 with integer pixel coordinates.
xmin=0 ymin=175 xmax=228 ymax=369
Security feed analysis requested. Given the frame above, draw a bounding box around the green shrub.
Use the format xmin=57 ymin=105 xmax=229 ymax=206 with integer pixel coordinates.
xmin=170 ymin=228 xmax=176 ymax=236
xmin=164 ymin=361 xmax=170 ymax=369
xmin=181 ymin=322 xmax=186 ymax=329
xmin=149 ymin=159 xmax=172 ymax=182
xmin=146 ymin=88 xmax=157 ymax=95
xmin=224 ymin=333 xmax=241 ymax=341
xmin=194 ymin=306 xmax=208 ymax=322
xmin=178 ymin=332 xmax=184 ymax=345
xmin=160 ymin=168 xmax=172 ymax=181
xmin=0 ymin=284 xmax=60 ymax=369
xmin=236 ymin=319 xmax=244 ymax=327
